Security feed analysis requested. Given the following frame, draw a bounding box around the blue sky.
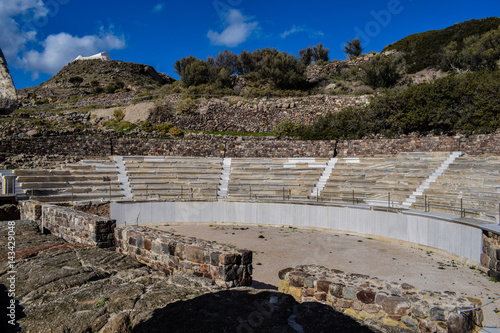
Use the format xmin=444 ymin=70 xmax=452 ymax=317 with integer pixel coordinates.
xmin=1 ymin=0 xmax=499 ymax=89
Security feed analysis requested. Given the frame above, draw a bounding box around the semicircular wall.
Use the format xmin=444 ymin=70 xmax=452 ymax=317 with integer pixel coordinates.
xmin=110 ymin=200 xmax=498 ymax=265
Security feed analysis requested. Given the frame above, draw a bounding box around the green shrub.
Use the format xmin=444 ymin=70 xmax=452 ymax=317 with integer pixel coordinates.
xmin=168 ymin=127 xmax=183 ymax=137
xmin=297 ymin=70 xmax=500 ymax=139
xmin=360 ymin=54 xmax=405 ymax=89
xmin=113 ymin=108 xmax=125 ymax=121
xmin=69 ymin=76 xmax=84 ymax=87
xmin=140 ymin=121 xmax=154 ymax=132
xmin=177 ymin=98 xmax=198 ymax=114
xmin=154 ymin=123 xmax=173 ymax=134
xmin=383 ymin=17 xmax=500 ymax=73
xmin=273 ymin=120 xmax=302 ymax=139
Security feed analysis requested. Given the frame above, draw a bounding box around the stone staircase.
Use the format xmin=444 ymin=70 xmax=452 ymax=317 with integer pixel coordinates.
xmin=310 ymin=158 xmax=338 ymax=197
xmin=113 ymin=156 xmax=133 ymax=199
xmin=217 ymin=158 xmax=231 ymax=199
xmin=402 ymin=151 xmax=462 ymax=208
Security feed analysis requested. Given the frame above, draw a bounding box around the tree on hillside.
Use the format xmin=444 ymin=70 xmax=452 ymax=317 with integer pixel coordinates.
xmin=344 ymin=38 xmax=363 ymax=58
xmin=360 ymin=54 xmax=405 ymax=89
xmin=213 ymin=50 xmax=238 ymax=75
xmin=299 ymin=47 xmax=314 ymax=66
xmin=313 ymin=43 xmax=329 ymax=63
xmin=441 ymin=26 xmax=500 ymax=72
xmin=299 ymin=43 xmax=329 ymax=65
xmin=69 ymin=76 xmax=84 ymax=87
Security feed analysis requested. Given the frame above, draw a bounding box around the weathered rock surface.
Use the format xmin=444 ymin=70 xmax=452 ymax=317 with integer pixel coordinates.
xmin=0 ymin=221 xmax=377 ymax=332
xmin=0 ymin=49 xmax=17 ymax=113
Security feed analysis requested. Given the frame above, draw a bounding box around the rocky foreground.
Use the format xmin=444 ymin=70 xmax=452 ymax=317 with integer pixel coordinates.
xmin=0 ymin=221 xmax=376 ymax=333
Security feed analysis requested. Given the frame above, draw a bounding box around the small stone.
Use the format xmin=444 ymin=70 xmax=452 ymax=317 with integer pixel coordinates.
xmin=402 ymin=316 xmax=418 ymax=331
xmin=381 ymin=296 xmax=410 ymax=316
xmin=412 ymin=301 xmax=430 ymax=318
xmin=302 ymin=288 xmax=315 ymax=297
xmin=289 ymin=271 xmax=311 ymax=287
xmin=429 ymin=307 xmax=446 ymax=322
xmin=351 ymin=301 xmax=363 ymax=311
xmin=337 ymin=299 xmax=352 ymax=308
xmin=329 ymin=283 xmax=344 ymax=298
xmin=314 ymin=292 xmax=327 ymax=302
xmin=278 ymin=267 xmax=294 ymax=280
xmin=344 ymin=286 xmax=359 ymax=301
xmin=418 ymin=318 xmax=437 ymax=333
xmin=401 ymin=283 xmax=414 ymax=290
xmin=304 ymin=277 xmax=316 ymax=288
xmin=363 ymin=304 xmax=381 ymax=314
xmin=316 ymin=280 xmax=331 ymax=293
xmin=357 ymin=289 xmax=376 ymax=304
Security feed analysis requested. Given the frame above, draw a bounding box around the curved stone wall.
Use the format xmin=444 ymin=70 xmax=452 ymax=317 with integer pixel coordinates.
xmin=110 ymin=200 xmax=492 ymax=265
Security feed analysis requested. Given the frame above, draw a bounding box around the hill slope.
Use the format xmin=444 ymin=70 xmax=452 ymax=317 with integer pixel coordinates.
xmin=18 ymin=59 xmax=175 ymax=104
xmin=383 ymin=17 xmax=500 ymax=73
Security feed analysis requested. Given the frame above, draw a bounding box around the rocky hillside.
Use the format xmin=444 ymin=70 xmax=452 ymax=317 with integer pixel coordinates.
xmin=18 ymin=59 xmax=175 ymax=106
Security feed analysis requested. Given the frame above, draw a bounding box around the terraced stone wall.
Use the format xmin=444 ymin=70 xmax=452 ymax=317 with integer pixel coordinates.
xmin=1 ymin=134 xmax=499 ymax=157
xmin=481 ymin=230 xmax=500 ymax=281
xmin=115 ymin=226 xmax=252 ymax=288
xmin=20 ymin=200 xmax=115 ymax=248
xmin=279 ymin=265 xmax=483 ymax=333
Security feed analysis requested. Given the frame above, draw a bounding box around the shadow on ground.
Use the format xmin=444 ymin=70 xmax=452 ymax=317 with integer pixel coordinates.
xmin=132 ymin=289 xmax=376 ymax=333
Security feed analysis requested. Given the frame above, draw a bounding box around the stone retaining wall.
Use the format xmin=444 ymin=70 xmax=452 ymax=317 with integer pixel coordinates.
xmin=115 ymin=226 xmax=252 ymax=288
xmin=481 ymin=230 xmax=500 ymax=281
xmin=278 ymin=265 xmax=483 ymax=333
xmin=19 ymin=200 xmax=115 ymax=248
xmin=1 ymin=134 xmax=499 ymax=157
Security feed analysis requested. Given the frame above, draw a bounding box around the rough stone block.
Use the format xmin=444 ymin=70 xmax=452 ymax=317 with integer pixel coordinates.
xmin=289 ymin=271 xmax=311 ymax=288
xmin=185 ymin=246 xmax=205 ymax=264
xmin=219 ymin=264 xmax=238 ymax=281
xmin=220 ymin=253 xmax=241 ymax=265
xmin=239 ymin=250 xmax=252 ymax=264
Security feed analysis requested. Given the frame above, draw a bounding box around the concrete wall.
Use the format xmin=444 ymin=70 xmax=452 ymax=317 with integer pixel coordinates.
xmin=110 ymin=201 xmax=485 ymax=264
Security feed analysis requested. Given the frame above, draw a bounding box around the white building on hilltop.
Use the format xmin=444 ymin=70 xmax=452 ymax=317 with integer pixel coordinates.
xmin=73 ymin=52 xmax=110 ymax=61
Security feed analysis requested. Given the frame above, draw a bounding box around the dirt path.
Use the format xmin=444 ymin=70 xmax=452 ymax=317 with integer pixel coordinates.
xmin=157 ymin=222 xmax=500 ymax=326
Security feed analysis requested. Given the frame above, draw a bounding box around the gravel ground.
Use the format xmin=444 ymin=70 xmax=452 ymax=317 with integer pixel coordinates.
xmin=158 ymin=222 xmax=500 ymax=326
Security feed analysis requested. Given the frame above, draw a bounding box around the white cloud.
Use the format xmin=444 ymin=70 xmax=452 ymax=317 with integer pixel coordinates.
xmin=19 ymin=31 xmax=126 ymax=79
xmin=280 ymin=25 xmax=324 ymax=39
xmin=0 ymin=0 xmax=126 ymax=79
xmin=207 ymin=9 xmax=259 ymax=47
xmin=152 ymin=3 xmax=165 ymax=13
xmin=0 ymin=0 xmax=48 ymax=59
